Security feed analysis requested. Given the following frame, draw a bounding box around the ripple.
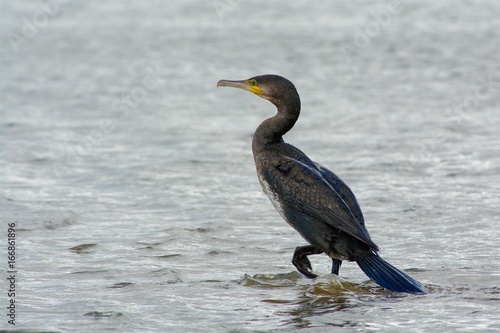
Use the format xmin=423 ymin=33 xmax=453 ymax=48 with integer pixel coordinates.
xmin=69 ymin=243 xmax=98 ymax=254
xmin=83 ymin=311 xmax=123 ymax=318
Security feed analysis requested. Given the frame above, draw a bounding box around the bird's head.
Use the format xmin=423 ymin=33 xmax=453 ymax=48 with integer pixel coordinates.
xmin=217 ymin=74 xmax=299 ymax=107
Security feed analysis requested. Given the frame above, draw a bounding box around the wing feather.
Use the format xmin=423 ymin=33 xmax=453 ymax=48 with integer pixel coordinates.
xmin=314 ymin=162 xmax=365 ymax=226
xmin=262 ymin=155 xmax=378 ymax=249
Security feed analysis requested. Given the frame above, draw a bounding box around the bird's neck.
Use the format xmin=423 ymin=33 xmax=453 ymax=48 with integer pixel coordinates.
xmin=252 ymin=99 xmax=301 ymax=152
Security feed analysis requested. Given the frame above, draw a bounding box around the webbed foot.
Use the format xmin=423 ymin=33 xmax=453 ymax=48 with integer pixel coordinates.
xmin=292 ymin=245 xmax=323 ymax=279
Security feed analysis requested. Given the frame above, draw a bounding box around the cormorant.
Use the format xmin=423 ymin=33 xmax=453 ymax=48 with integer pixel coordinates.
xmin=217 ymin=74 xmax=427 ymax=293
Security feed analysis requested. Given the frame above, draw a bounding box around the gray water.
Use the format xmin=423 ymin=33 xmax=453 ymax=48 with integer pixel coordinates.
xmin=1 ymin=1 xmax=499 ymax=332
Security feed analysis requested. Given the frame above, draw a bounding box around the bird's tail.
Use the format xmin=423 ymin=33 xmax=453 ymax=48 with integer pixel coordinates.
xmin=356 ymin=254 xmax=427 ymax=293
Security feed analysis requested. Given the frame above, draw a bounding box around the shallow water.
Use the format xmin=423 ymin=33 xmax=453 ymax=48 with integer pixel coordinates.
xmin=1 ymin=0 xmax=499 ymax=332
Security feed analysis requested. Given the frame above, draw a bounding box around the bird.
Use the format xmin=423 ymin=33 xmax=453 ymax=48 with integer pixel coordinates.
xmin=217 ymin=74 xmax=427 ymax=293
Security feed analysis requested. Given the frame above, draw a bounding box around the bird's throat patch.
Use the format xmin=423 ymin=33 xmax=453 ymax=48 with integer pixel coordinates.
xmin=250 ymin=85 xmax=262 ymax=96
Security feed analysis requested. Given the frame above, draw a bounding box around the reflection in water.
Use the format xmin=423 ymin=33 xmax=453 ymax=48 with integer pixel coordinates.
xmin=241 ymin=273 xmax=394 ymax=328
xmin=240 ymin=271 xmax=500 ymax=330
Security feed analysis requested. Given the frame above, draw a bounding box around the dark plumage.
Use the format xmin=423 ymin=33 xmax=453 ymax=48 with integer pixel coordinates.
xmin=217 ymin=74 xmax=427 ymax=293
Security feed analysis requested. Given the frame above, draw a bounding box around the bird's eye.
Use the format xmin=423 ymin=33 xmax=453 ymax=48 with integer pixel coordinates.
xmin=250 ymin=79 xmax=257 ymax=86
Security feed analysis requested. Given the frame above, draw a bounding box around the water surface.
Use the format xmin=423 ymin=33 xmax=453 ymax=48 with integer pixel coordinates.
xmin=1 ymin=1 xmax=499 ymax=332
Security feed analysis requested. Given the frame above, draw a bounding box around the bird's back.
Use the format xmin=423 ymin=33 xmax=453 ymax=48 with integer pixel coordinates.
xmin=253 ymin=142 xmax=378 ymax=253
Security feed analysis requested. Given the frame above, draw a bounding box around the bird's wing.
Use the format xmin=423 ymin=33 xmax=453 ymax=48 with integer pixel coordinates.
xmin=313 ymin=162 xmax=365 ymax=226
xmin=262 ymin=155 xmax=377 ymax=249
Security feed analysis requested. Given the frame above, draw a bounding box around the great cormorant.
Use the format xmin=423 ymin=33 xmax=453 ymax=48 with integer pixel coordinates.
xmin=217 ymin=74 xmax=427 ymax=293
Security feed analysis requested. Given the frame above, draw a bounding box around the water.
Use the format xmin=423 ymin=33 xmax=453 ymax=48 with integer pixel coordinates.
xmin=1 ymin=0 xmax=499 ymax=332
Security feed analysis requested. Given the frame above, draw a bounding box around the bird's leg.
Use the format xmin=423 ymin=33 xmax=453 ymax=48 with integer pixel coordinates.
xmin=292 ymin=245 xmax=323 ymax=279
xmin=331 ymin=259 xmax=342 ymax=275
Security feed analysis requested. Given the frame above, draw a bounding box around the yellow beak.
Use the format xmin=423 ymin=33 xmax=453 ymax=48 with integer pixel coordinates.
xmin=217 ymin=79 xmax=262 ymax=96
